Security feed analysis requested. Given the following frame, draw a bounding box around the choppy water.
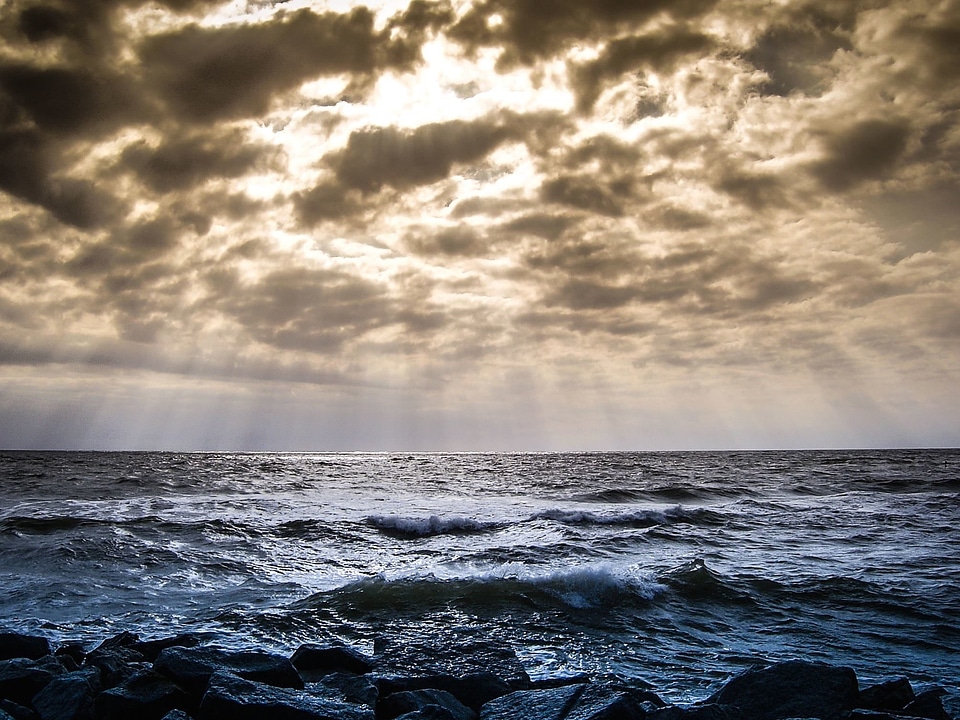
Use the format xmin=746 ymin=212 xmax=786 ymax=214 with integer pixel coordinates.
xmin=1 ymin=450 xmax=958 ymax=709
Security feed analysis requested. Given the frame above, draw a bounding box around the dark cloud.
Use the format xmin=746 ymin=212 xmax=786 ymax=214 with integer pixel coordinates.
xmin=119 ymin=130 xmax=272 ymax=193
xmin=0 ymin=64 xmax=141 ymax=135
xmin=295 ymin=183 xmax=364 ymax=225
xmin=811 ymin=119 xmax=911 ymax=191
xmin=503 ymin=214 xmax=574 ymax=241
xmin=571 ymin=28 xmax=714 ymax=112
xmin=449 ymin=0 xmax=718 ymax=68
xmin=715 ymin=170 xmax=790 ymax=211
xmin=406 ymin=226 xmax=489 ymax=256
xmin=540 ymin=175 xmax=629 ymax=217
xmin=139 ymin=7 xmax=428 ymax=123
xmin=334 ymin=118 xmax=510 ymax=192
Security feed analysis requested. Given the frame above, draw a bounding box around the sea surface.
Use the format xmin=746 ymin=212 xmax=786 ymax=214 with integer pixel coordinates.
xmin=1 ymin=450 xmax=958 ymax=710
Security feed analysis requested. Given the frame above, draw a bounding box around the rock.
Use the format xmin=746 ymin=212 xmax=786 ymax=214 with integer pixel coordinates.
xmin=30 ymin=668 xmax=100 ymax=720
xmin=153 ymin=646 xmax=303 ymax=699
xmin=53 ymin=647 xmax=85 ymax=670
xmin=564 ymin=683 xmax=648 ymax=720
xmin=859 ymin=679 xmax=916 ymax=712
xmin=705 ymin=660 xmax=859 ymax=720
xmin=0 ymin=657 xmax=65 ymax=706
xmin=902 ymin=688 xmax=950 ymax=720
xmin=0 ymin=634 xmax=51 ymax=662
xmin=291 ymin=645 xmax=373 ymax=681
xmin=379 ymin=689 xmax=475 ymax=720
xmin=376 ymin=673 xmax=512 ymax=712
xmin=197 ymin=671 xmax=373 ymax=720
xmin=159 ymin=712 xmax=193 ymax=720
xmin=312 ymin=673 xmax=378 ymax=708
xmin=649 ymin=704 xmax=743 ymax=720
xmin=395 ymin=708 xmax=463 ymax=720
xmin=96 ymin=668 xmax=191 ymax=720
xmin=529 ymin=675 xmax=592 ymax=690
xmin=91 ymin=633 xmax=140 ymax=655
xmin=373 ymin=638 xmax=529 ymax=690
xmin=480 ymin=684 xmax=585 ymax=720
xmin=0 ymin=710 xmax=15 ymax=720
xmin=0 ymin=700 xmax=38 ymax=720
xmin=82 ymin=650 xmax=145 ymax=690
xmin=132 ymin=635 xmax=201 ymax=664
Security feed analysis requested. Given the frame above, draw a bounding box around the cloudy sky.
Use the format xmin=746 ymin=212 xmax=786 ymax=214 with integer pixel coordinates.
xmin=0 ymin=0 xmax=958 ymax=450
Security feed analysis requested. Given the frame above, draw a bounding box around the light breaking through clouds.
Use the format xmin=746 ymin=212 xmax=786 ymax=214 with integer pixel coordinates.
xmin=0 ymin=0 xmax=958 ymax=449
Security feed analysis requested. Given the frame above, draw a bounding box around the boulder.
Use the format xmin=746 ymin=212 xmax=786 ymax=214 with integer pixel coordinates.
xmin=159 ymin=712 xmax=193 ymax=720
xmin=132 ymin=635 xmax=201 ymax=664
xmin=705 ymin=660 xmax=859 ymax=720
xmin=291 ymin=645 xmax=372 ymax=681
xmin=902 ymin=688 xmax=950 ymax=720
xmin=480 ymin=684 xmax=585 ymax=720
xmin=379 ymin=689 xmax=475 ymax=720
xmin=0 ymin=700 xmax=38 ymax=720
xmin=0 ymin=657 xmax=66 ymax=706
xmin=153 ymin=646 xmax=303 ymax=699
xmin=0 ymin=634 xmax=51 ymax=662
xmin=649 ymin=704 xmax=743 ymax=720
xmin=395 ymin=708 xmax=464 ymax=720
xmin=82 ymin=651 xmax=145 ymax=690
xmin=375 ymin=673 xmax=512 ymax=712
xmin=30 ymin=668 xmax=100 ymax=720
xmin=312 ymin=673 xmax=378 ymax=708
xmin=53 ymin=647 xmax=85 ymax=670
xmin=373 ymin=638 xmax=529 ymax=690
xmin=197 ymin=671 xmax=373 ymax=720
xmin=96 ymin=668 xmax=190 ymax=720
xmin=564 ymin=683 xmax=649 ymax=720
xmin=859 ymin=679 xmax=916 ymax=713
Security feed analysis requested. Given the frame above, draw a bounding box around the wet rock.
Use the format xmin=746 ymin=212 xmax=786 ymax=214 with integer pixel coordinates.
xmin=0 ymin=700 xmax=38 ymax=720
xmin=373 ymin=638 xmax=529 ymax=690
xmin=480 ymin=683 xmax=584 ymax=720
xmin=96 ymin=668 xmax=190 ymax=720
xmin=291 ymin=645 xmax=373 ymax=681
xmin=0 ymin=657 xmax=65 ymax=706
xmin=82 ymin=651 xmax=145 ymax=690
xmin=30 ymin=668 xmax=100 ymax=720
xmin=529 ymin=675 xmax=592 ymax=690
xmin=153 ymin=646 xmax=303 ymax=699
xmin=379 ymin=689 xmax=475 ymax=720
xmin=649 ymin=704 xmax=743 ymax=720
xmin=859 ymin=679 xmax=916 ymax=713
xmin=54 ymin=647 xmax=85 ymax=670
xmin=395 ymin=708 xmax=463 ymax=720
xmin=132 ymin=636 xmax=201 ymax=664
xmin=902 ymin=688 xmax=950 ymax=720
xmin=565 ymin=683 xmax=649 ymax=720
xmin=0 ymin=710 xmax=15 ymax=720
xmin=312 ymin=672 xmax=378 ymax=708
xmin=159 ymin=712 xmax=193 ymax=720
xmin=197 ymin=671 xmax=373 ymax=720
xmin=0 ymin=634 xmax=51 ymax=662
xmin=376 ymin=673 xmax=512 ymax=713
xmin=705 ymin=660 xmax=859 ymax=720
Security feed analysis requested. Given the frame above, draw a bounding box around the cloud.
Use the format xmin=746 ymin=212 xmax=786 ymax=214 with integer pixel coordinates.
xmin=139 ymin=7 xmax=428 ymax=123
xmin=810 ymin=118 xmax=912 ymax=191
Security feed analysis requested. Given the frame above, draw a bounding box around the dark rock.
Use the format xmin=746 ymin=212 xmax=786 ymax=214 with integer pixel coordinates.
xmin=132 ymin=635 xmax=201 ymax=664
xmin=82 ymin=650 xmax=145 ymax=690
xmin=312 ymin=673 xmax=378 ymax=708
xmin=376 ymin=673 xmax=512 ymax=712
xmin=902 ymin=688 xmax=950 ymax=720
xmin=159 ymin=712 xmax=193 ymax=720
xmin=395 ymin=708 xmax=463 ymax=720
xmin=0 ymin=700 xmax=38 ymax=720
xmin=847 ymin=711 xmax=906 ymax=720
xmin=565 ymin=683 xmax=649 ymax=720
xmin=0 ymin=634 xmax=51 ymax=662
xmin=859 ymin=679 xmax=916 ymax=712
xmin=91 ymin=634 xmax=141 ymax=656
xmin=96 ymin=668 xmax=190 ymax=720
xmin=379 ymin=689 xmax=475 ymax=720
xmin=30 ymin=668 xmax=100 ymax=720
xmin=705 ymin=660 xmax=859 ymax=720
xmin=54 ymin=647 xmax=85 ymax=669
xmin=480 ymin=684 xmax=585 ymax=720
xmin=197 ymin=671 xmax=373 ymax=720
xmin=0 ymin=657 xmax=65 ymax=706
xmin=291 ymin=645 xmax=373 ymax=681
xmin=154 ymin=646 xmax=303 ymax=699
xmin=649 ymin=704 xmax=743 ymax=720
xmin=0 ymin=709 xmax=15 ymax=720
xmin=374 ymin=638 xmax=529 ymax=690
xmin=529 ymin=675 xmax=592 ymax=690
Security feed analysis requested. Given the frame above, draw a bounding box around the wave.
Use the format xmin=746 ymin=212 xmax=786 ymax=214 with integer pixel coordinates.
xmin=532 ymin=505 xmax=721 ymax=528
xmin=292 ymin=563 xmax=663 ymax=614
xmin=365 ymin=514 xmax=504 ymax=537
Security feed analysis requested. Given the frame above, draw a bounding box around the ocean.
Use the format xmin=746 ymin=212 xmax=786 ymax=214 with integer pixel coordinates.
xmin=1 ymin=450 xmax=957 ymax=711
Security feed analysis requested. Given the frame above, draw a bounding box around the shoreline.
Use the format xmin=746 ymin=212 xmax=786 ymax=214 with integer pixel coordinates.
xmin=0 ymin=629 xmax=955 ymax=720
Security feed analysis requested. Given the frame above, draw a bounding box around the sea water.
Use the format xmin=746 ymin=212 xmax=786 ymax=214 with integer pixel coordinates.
xmin=1 ymin=450 xmax=957 ymax=709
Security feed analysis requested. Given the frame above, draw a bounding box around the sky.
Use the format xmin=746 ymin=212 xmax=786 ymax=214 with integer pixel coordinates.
xmin=0 ymin=0 xmax=958 ymax=451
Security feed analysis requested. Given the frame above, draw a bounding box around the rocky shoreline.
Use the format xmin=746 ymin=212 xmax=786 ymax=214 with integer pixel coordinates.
xmin=0 ymin=630 xmax=954 ymax=720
